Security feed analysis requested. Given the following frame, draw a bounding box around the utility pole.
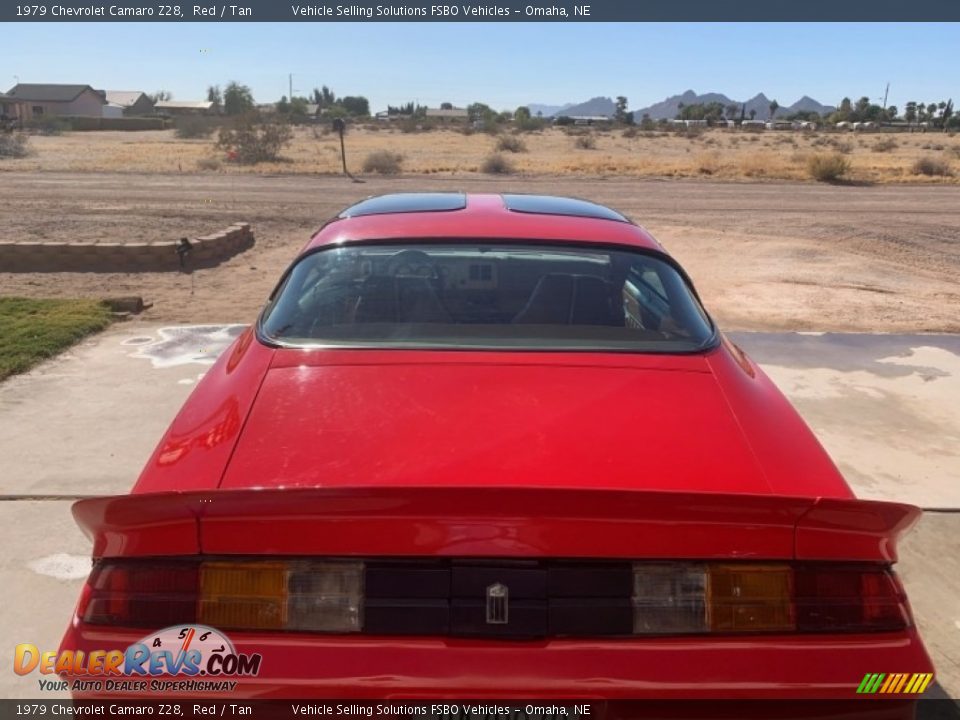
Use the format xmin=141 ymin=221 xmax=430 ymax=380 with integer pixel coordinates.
xmin=882 ymin=82 xmax=889 ymax=111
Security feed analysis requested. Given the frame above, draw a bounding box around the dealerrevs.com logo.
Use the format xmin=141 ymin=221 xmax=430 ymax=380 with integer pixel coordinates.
xmin=14 ymin=625 xmax=262 ymax=693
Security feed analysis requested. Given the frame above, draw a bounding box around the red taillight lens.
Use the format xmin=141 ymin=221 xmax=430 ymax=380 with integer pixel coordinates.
xmin=83 ymin=561 xmax=199 ymax=626
xmin=794 ymin=565 xmax=909 ymax=632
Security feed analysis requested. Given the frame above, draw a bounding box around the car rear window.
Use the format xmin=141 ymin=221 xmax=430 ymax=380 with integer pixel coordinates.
xmin=260 ymin=243 xmax=714 ymax=352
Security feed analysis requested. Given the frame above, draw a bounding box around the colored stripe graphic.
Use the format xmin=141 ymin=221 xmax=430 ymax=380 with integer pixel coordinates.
xmin=857 ymin=672 xmax=933 ymax=694
xmin=916 ymin=674 xmax=934 ymax=694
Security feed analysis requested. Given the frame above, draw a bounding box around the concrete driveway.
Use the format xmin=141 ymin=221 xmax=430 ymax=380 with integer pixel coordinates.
xmin=0 ymin=324 xmax=957 ymax=699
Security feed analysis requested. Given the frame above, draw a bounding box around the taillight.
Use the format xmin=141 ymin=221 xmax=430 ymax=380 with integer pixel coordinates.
xmin=630 ymin=562 xmax=909 ymax=635
xmin=85 ymin=561 xmax=199 ymax=627
xmin=795 ymin=565 xmax=909 ymax=632
xmin=80 ymin=558 xmax=910 ymax=636
xmin=83 ymin=559 xmax=363 ymax=633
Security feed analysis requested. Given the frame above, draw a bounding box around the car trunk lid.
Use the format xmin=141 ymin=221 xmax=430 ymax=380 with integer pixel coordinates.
xmin=218 ymin=349 xmax=773 ymax=495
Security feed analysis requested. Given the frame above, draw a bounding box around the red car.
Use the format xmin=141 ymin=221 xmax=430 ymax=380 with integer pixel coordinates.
xmin=60 ymin=193 xmax=934 ymax=702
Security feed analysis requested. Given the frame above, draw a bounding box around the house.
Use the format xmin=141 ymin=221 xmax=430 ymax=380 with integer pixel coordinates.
xmin=103 ymin=91 xmax=155 ymax=117
xmin=571 ymin=115 xmax=614 ymax=126
xmin=154 ymin=100 xmax=215 ymax=116
xmin=426 ymin=107 xmax=468 ymax=122
xmin=3 ymin=84 xmax=107 ymax=120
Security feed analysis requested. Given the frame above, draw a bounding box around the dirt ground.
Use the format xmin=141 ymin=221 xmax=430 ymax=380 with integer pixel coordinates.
xmin=1 ymin=171 xmax=959 ymax=332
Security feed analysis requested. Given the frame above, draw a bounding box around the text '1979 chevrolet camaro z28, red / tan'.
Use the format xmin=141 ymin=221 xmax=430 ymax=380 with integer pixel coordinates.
xmin=58 ymin=193 xmax=934 ymax=707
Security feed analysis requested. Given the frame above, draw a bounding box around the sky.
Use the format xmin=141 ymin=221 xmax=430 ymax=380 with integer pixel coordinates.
xmin=6 ymin=22 xmax=959 ymax=112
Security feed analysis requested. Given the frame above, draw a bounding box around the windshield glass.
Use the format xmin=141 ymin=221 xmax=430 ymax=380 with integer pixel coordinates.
xmin=260 ymin=243 xmax=714 ymax=351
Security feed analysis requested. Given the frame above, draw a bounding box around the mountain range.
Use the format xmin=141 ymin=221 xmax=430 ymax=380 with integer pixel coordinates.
xmin=527 ymin=91 xmax=835 ymax=120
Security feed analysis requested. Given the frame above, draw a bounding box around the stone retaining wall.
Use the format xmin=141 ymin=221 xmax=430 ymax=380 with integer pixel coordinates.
xmin=0 ymin=223 xmax=253 ymax=272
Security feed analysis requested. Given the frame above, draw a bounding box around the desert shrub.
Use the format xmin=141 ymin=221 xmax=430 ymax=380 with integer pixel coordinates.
xmin=829 ymin=139 xmax=854 ymax=154
xmin=674 ymin=127 xmax=705 ymax=140
xmin=947 ymin=146 xmax=960 ymax=159
xmin=480 ymin=153 xmax=514 ymax=174
xmin=196 ymin=157 xmax=221 ymax=171
xmin=807 ymin=153 xmax=851 ymax=182
xmin=0 ymin=132 xmax=30 ymax=158
xmin=694 ymin=151 xmax=721 ymax=175
xmin=216 ymin=117 xmax=293 ymax=164
xmin=621 ymin=127 xmax=638 ymax=139
xmin=362 ymin=149 xmax=404 ymax=174
xmin=515 ymin=117 xmax=548 ymax=133
xmin=574 ymin=134 xmax=597 ymax=150
xmin=871 ymin=138 xmax=898 ymax=152
xmin=496 ymin=135 xmax=527 ymax=153
xmin=175 ymin=115 xmax=218 ymax=139
xmin=911 ymin=156 xmax=952 ymax=176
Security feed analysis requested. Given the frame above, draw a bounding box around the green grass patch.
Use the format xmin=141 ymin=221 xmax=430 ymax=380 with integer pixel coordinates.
xmin=0 ymin=298 xmax=114 ymax=381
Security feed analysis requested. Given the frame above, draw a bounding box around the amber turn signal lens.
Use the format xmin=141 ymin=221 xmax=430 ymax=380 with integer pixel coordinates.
xmin=707 ymin=563 xmax=795 ymax=632
xmin=199 ymin=561 xmax=287 ymax=630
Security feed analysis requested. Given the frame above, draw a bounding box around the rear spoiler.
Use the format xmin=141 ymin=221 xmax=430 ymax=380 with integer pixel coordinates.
xmin=71 ymin=487 xmax=921 ymax=563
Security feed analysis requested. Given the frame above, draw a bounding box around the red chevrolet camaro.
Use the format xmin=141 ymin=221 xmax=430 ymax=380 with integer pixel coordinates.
xmin=60 ymin=193 xmax=934 ymax=702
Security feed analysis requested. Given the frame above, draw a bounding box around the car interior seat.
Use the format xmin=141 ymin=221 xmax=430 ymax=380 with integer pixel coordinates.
xmin=513 ymin=274 xmax=618 ymax=325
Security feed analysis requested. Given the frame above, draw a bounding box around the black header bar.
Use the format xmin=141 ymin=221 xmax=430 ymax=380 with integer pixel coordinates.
xmin=6 ymin=0 xmax=960 ymax=22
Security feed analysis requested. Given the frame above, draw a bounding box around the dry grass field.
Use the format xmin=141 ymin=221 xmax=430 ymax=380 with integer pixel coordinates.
xmin=3 ymin=125 xmax=960 ymax=183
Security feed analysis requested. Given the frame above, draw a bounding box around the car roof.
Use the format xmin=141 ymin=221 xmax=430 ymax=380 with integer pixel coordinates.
xmin=306 ymin=193 xmax=664 ymax=252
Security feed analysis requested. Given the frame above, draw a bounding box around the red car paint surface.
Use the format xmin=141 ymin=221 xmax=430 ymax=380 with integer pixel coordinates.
xmin=60 ymin=194 xmax=934 ymax=701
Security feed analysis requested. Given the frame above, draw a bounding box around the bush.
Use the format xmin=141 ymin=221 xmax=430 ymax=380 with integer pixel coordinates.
xmin=871 ymin=138 xmax=897 ymax=152
xmin=216 ymin=118 xmax=293 ymax=164
xmin=694 ymin=151 xmax=721 ymax=175
xmin=480 ymin=153 xmax=514 ymax=174
xmin=196 ymin=157 xmax=222 ymax=171
xmin=621 ymin=127 xmax=638 ymax=139
xmin=574 ymin=134 xmax=597 ymax=150
xmin=829 ymin=139 xmax=853 ymax=154
xmin=175 ymin=115 xmax=218 ymax=139
xmin=911 ymin=156 xmax=952 ymax=176
xmin=807 ymin=153 xmax=851 ymax=182
xmin=496 ymin=135 xmax=527 ymax=153
xmin=362 ymin=149 xmax=404 ymax=174
xmin=0 ymin=132 xmax=30 ymax=158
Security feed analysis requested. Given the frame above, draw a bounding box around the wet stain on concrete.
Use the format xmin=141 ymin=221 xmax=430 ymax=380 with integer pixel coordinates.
xmin=128 ymin=325 xmax=246 ymax=369
xmin=729 ymin=332 xmax=960 ymax=380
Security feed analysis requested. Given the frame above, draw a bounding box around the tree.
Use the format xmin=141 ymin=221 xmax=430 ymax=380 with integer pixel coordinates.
xmin=749 ymin=108 xmax=757 ymax=120
xmin=223 ymin=82 xmax=254 ymax=116
xmin=206 ymin=85 xmax=222 ymax=108
xmin=276 ymin=95 xmax=290 ymax=115
xmin=941 ymin=100 xmax=954 ymax=131
xmin=726 ymin=104 xmax=739 ymax=120
xmin=149 ymin=90 xmax=172 ymax=102
xmin=514 ymin=106 xmax=532 ymax=123
xmin=313 ymin=86 xmax=336 ymax=109
xmin=289 ymin=97 xmax=310 ymax=122
xmin=905 ymin=101 xmax=918 ymax=126
xmin=768 ymin=99 xmax=779 ymax=120
xmin=440 ymin=102 xmax=453 ymax=110
xmin=467 ymin=102 xmax=498 ymax=127
xmin=339 ymin=96 xmax=370 ymax=116
xmin=614 ymin=96 xmax=630 ymax=124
